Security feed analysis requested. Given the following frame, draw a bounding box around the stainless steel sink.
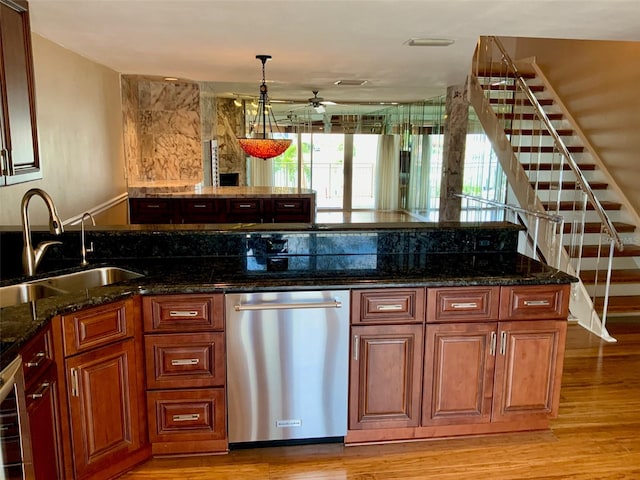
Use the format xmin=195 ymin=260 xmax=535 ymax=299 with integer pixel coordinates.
xmin=39 ymin=267 xmax=143 ymax=292
xmin=0 ymin=267 xmax=143 ymax=309
xmin=0 ymin=282 xmax=66 ymax=308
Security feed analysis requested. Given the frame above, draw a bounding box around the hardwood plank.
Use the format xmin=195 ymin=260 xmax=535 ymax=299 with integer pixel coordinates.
xmin=121 ymin=323 xmax=640 ymax=479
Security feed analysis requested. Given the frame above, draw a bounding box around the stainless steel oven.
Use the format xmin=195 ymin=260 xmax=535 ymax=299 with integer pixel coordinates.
xmin=1 ymin=356 xmax=34 ymax=480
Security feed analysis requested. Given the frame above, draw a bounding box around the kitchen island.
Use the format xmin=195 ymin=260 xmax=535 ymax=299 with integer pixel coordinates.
xmin=128 ymin=185 xmax=316 ymax=224
xmin=0 ymin=222 xmax=576 ymax=479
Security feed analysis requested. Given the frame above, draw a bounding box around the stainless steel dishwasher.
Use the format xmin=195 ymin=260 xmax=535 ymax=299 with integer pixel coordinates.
xmin=225 ymin=290 xmax=349 ymax=444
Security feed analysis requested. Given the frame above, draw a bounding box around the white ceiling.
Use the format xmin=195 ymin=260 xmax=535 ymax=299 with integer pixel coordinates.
xmin=29 ymin=0 xmax=640 ymax=107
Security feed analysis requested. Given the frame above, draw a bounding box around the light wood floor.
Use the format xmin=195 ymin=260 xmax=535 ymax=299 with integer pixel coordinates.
xmin=121 ymin=320 xmax=640 ymax=479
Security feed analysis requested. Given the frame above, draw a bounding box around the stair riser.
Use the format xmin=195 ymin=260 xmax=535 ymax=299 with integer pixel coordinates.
xmin=585 ymin=284 xmax=640 ymax=297
xmin=571 ymin=257 xmax=639 ymax=271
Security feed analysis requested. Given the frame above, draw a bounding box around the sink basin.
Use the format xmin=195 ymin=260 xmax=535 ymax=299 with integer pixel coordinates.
xmin=40 ymin=267 xmax=143 ymax=292
xmin=0 ymin=282 xmax=66 ymax=308
xmin=0 ymin=267 xmax=144 ymax=309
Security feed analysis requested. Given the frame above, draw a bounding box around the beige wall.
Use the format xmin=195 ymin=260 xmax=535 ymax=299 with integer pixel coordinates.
xmin=511 ymin=37 xmax=640 ymax=217
xmin=0 ymin=34 xmax=126 ymax=226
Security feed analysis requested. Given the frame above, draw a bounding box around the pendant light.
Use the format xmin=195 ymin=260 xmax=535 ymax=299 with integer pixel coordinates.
xmin=237 ymin=55 xmax=292 ymax=160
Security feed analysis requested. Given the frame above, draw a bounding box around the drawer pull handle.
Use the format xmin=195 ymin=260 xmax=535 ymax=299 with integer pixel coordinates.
xmin=169 ymin=310 xmax=199 ymax=317
xmin=376 ymin=304 xmax=404 ymax=311
xmin=193 ymin=204 xmax=207 ymax=208
xmin=353 ymin=335 xmax=359 ymax=361
xmin=490 ymin=332 xmax=497 ymax=356
xmin=282 ymin=204 xmax=296 ymax=208
xmin=523 ymin=300 xmax=551 ymax=307
xmin=146 ymin=204 xmax=161 ymax=208
xmin=451 ymin=302 xmax=479 ymax=309
xmin=70 ymin=368 xmax=79 ymax=397
xmin=29 ymin=381 xmax=51 ymax=400
xmin=171 ymin=358 xmax=200 ymax=366
xmin=173 ymin=414 xmax=200 ymax=422
xmin=238 ymin=204 xmax=254 ymax=208
xmin=26 ymin=351 xmax=46 ymax=368
xmin=500 ymin=331 xmax=507 ymax=355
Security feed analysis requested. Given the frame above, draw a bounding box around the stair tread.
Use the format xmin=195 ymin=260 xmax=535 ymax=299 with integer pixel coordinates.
xmin=563 ymin=222 xmax=636 ymax=234
xmin=489 ymin=98 xmax=554 ymax=106
xmin=543 ymin=201 xmax=622 ymax=211
xmin=579 ymin=244 xmax=640 ymax=258
xmin=506 ymin=128 xmax=574 ymax=136
xmin=594 ymin=295 xmax=640 ymax=313
xmin=476 ymin=70 xmax=537 ymax=79
xmin=517 ymin=145 xmax=584 ymax=153
xmin=484 ymin=84 xmax=545 ymax=92
xmin=522 ymin=163 xmax=597 ymax=171
xmin=581 ymin=269 xmax=640 ymax=284
xmin=497 ymin=113 xmax=563 ymax=121
xmin=534 ymin=181 xmax=608 ymax=190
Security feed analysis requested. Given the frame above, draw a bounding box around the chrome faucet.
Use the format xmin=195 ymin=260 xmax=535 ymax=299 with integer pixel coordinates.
xmin=80 ymin=212 xmax=95 ymax=266
xmin=21 ymin=188 xmax=64 ymax=276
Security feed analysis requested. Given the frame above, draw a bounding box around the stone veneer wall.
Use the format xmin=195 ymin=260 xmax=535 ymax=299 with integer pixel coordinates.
xmin=121 ymin=77 xmax=202 ymax=184
xmin=122 ymin=78 xmax=247 ymax=187
xmin=215 ymin=97 xmax=247 ymax=186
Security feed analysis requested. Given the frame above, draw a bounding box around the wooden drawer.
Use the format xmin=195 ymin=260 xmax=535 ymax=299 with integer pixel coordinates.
xmin=273 ymin=198 xmax=308 ymax=214
xmin=351 ymin=288 xmax=425 ymax=324
xmin=180 ymin=199 xmax=223 ymax=223
xmin=129 ymin=198 xmax=176 ymax=224
xmin=20 ymin=325 xmax=53 ymax=388
xmin=61 ymin=300 xmax=134 ymax=357
xmin=143 ymin=294 xmax=224 ymax=332
xmin=145 ymin=332 xmax=225 ymax=389
xmin=147 ymin=388 xmax=226 ymax=450
xmin=426 ymin=286 xmax=500 ymax=323
xmin=500 ymin=285 xmax=570 ymax=320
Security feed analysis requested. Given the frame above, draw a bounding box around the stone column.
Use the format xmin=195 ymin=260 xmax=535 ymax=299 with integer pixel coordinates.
xmin=439 ymin=81 xmax=469 ymax=221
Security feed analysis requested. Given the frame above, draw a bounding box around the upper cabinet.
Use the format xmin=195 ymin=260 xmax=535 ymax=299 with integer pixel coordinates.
xmin=0 ymin=0 xmax=41 ymax=186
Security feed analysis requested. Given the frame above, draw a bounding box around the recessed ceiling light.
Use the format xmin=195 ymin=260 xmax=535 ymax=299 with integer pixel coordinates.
xmin=163 ymin=77 xmax=179 ymax=81
xmin=405 ymin=38 xmax=455 ymax=47
xmin=334 ymin=79 xmax=368 ymax=86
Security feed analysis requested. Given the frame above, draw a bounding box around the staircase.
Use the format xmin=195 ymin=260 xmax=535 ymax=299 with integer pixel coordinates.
xmin=469 ymin=36 xmax=640 ymax=340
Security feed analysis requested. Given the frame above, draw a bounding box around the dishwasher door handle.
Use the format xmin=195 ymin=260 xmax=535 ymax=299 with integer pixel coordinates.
xmin=234 ymin=300 xmax=342 ymax=311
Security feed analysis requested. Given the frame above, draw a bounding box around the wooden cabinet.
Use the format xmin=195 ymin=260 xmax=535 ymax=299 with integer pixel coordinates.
xmin=52 ymin=298 xmax=149 ymax=480
xmin=349 ymin=288 xmax=425 ymax=432
xmin=0 ymin=0 xmax=41 ymax=186
xmin=347 ymin=284 xmax=570 ymax=445
xmin=129 ymin=195 xmax=314 ymax=224
xmin=142 ymin=294 xmax=227 ymax=455
xmin=21 ymin=324 xmax=62 ymax=480
xmin=423 ymin=285 xmax=569 ymax=427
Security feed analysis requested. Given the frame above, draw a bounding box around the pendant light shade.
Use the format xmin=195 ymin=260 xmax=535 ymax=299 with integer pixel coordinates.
xmin=237 ymin=55 xmax=292 ymax=160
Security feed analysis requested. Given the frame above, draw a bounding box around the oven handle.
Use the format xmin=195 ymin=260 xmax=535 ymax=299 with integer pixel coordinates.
xmin=235 ymin=300 xmax=342 ymax=311
xmin=0 ymin=356 xmax=22 ymax=403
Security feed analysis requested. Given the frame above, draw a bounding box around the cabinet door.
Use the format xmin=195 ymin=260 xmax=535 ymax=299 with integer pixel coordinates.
xmin=180 ymin=198 xmax=223 ymax=223
xmin=349 ymin=324 xmax=423 ymax=430
xmin=492 ymin=320 xmax=567 ymax=422
xmin=26 ymin=365 xmax=62 ymax=480
xmin=271 ymin=198 xmax=312 ymax=223
xmin=423 ymin=323 xmax=496 ymax=426
xmin=66 ymin=339 xmax=144 ymax=480
xmin=0 ymin=0 xmax=41 ymax=185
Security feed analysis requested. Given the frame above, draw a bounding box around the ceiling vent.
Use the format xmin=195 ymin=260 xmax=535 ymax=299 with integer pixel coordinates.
xmin=334 ymin=79 xmax=368 ymax=86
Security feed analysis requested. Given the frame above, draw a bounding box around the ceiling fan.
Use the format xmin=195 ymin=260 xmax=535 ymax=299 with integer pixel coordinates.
xmin=308 ymin=90 xmax=337 ymax=113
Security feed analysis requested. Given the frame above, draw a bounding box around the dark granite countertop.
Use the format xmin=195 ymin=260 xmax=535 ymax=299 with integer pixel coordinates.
xmin=0 ymin=252 xmax=576 ymax=369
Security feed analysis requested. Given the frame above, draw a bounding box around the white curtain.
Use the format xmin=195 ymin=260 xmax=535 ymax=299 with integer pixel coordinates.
xmin=248 ymin=157 xmax=273 ymax=186
xmin=407 ymin=134 xmax=432 ymax=211
xmin=374 ymin=135 xmax=400 ymax=210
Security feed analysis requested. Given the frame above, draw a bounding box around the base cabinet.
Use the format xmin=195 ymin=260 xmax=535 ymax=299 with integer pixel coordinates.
xmin=21 ymin=324 xmax=63 ymax=479
xmin=347 ymin=284 xmax=570 ymax=444
xmin=52 ymin=298 xmax=149 ymax=480
xmin=423 ymin=319 xmax=567 ymax=426
xmin=142 ymin=294 xmax=227 ymax=455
